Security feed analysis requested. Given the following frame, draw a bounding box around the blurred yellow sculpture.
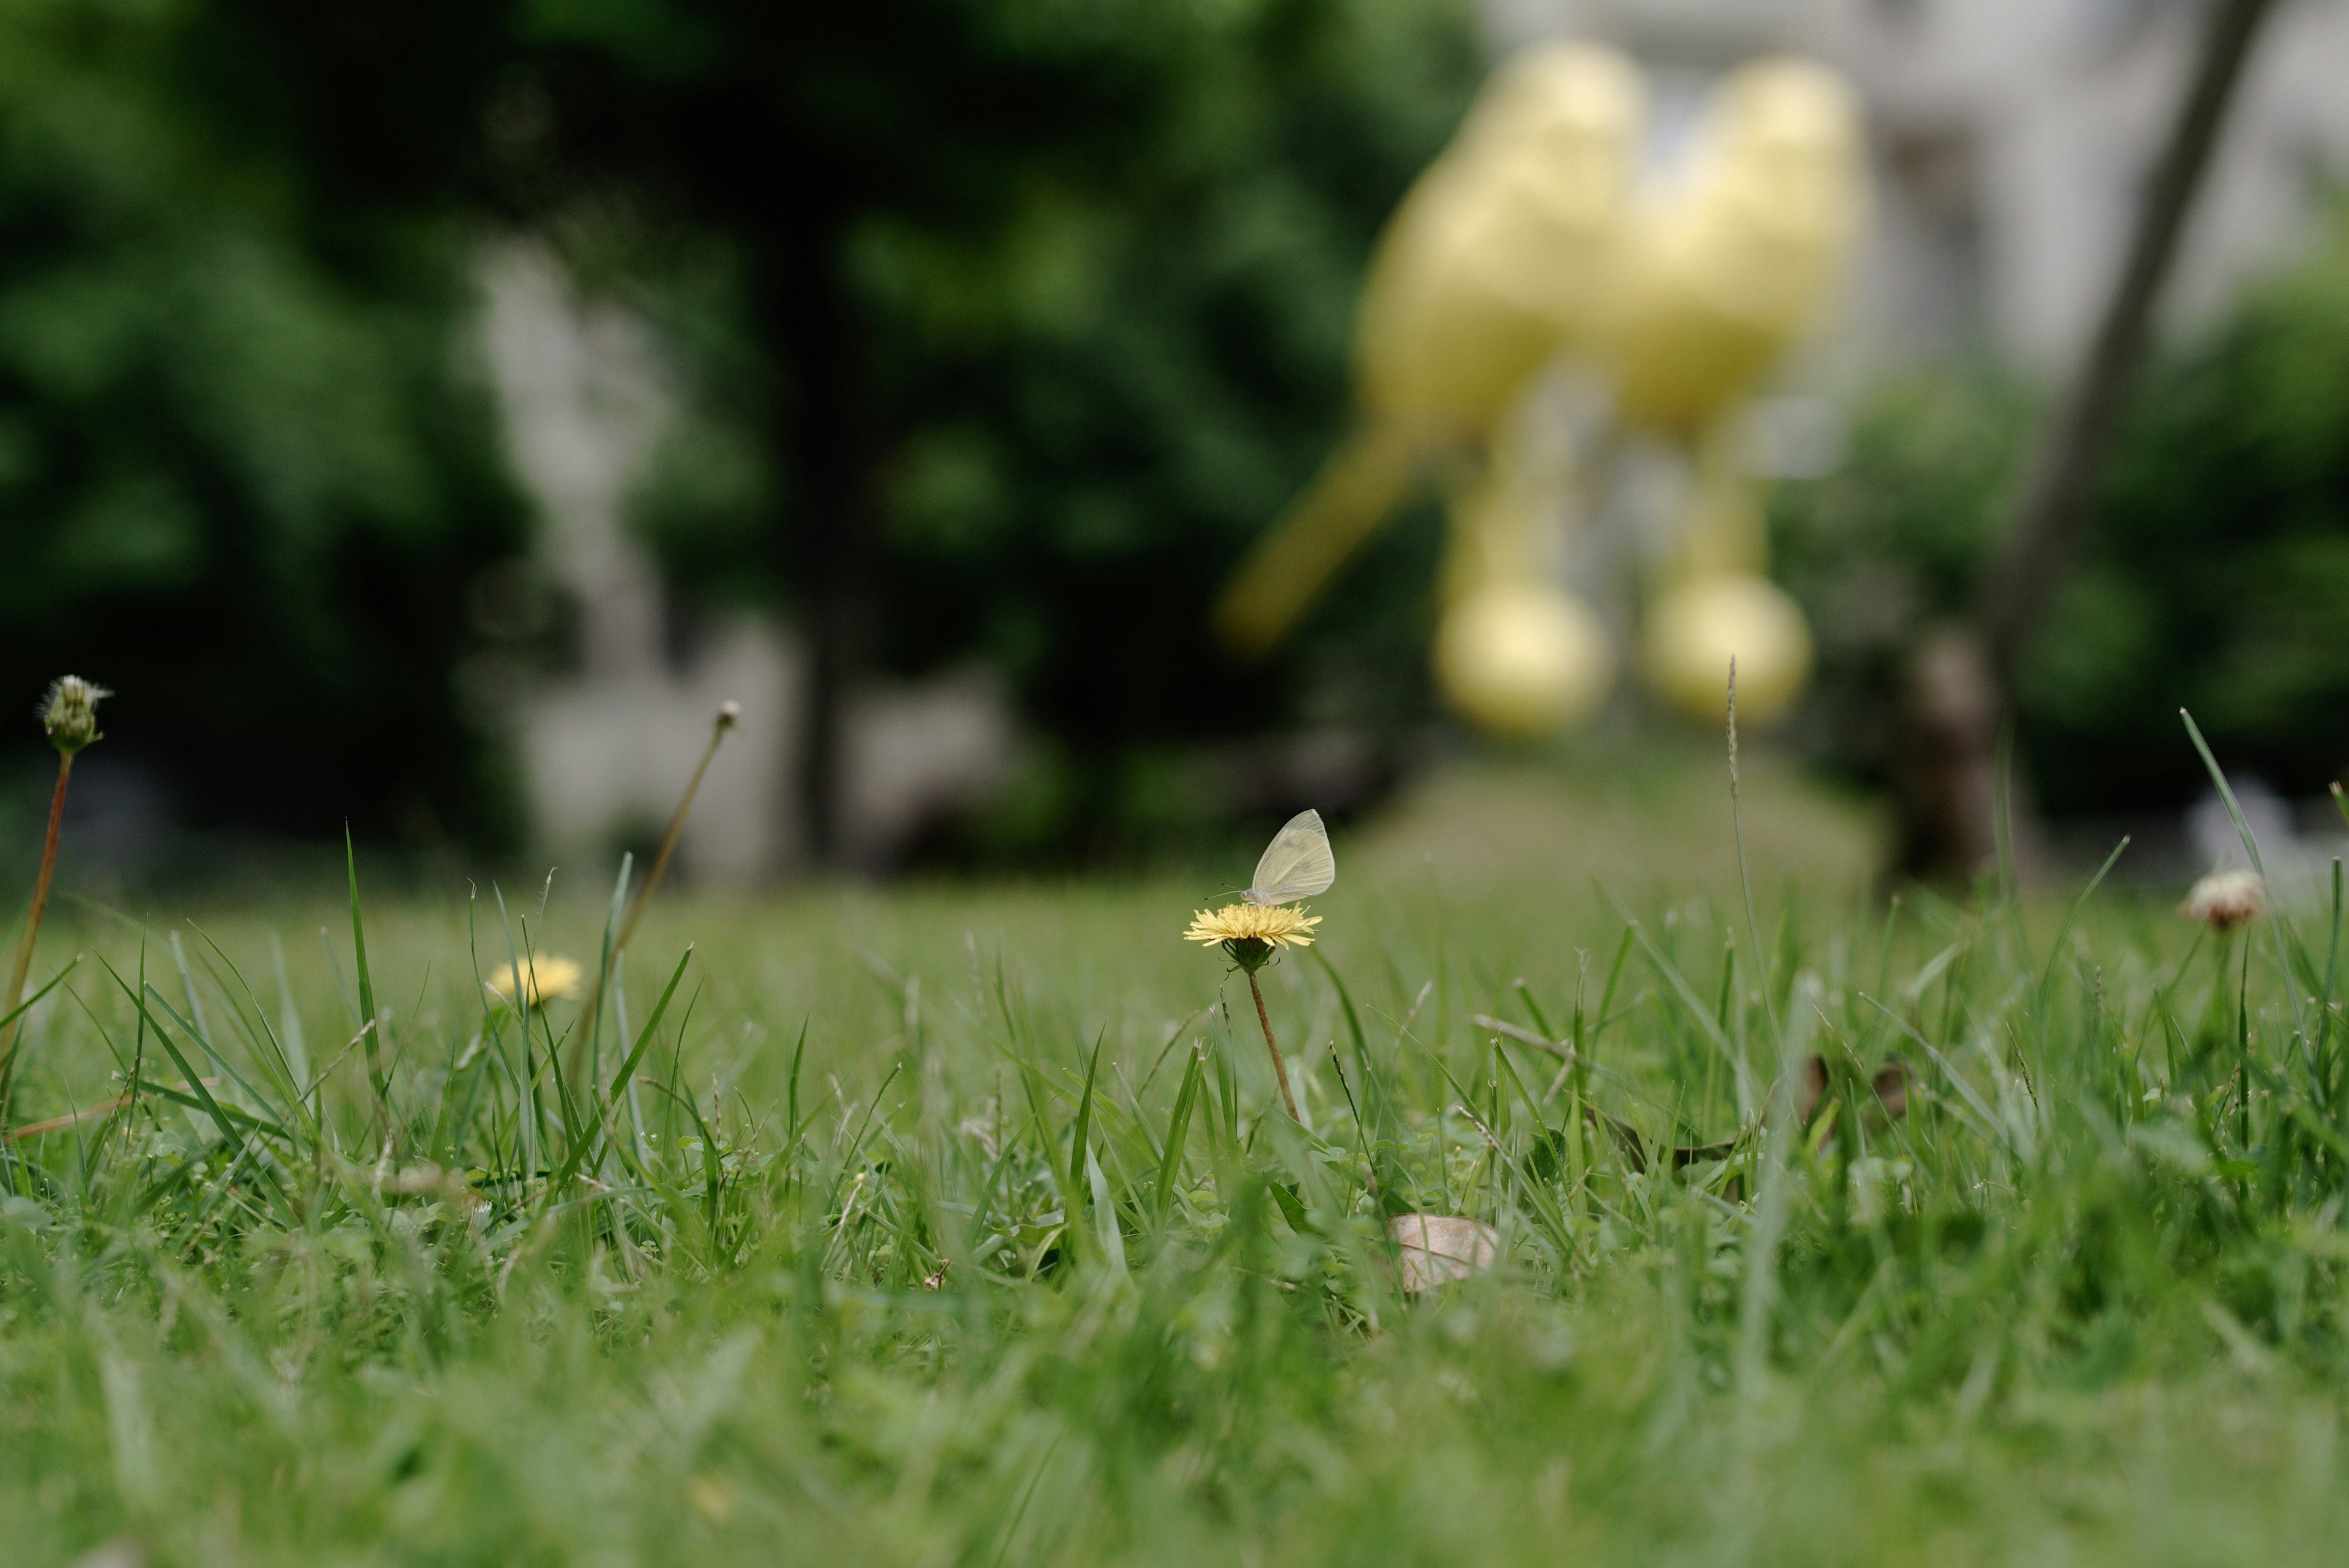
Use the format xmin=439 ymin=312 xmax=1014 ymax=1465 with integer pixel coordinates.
xmin=1435 ymin=579 xmax=1614 ymax=738
xmin=1604 ymin=59 xmax=1860 ymax=725
xmin=1429 ymin=416 xmax=1617 ymax=736
xmin=1641 ymin=574 xmax=1813 ymax=724
xmin=1211 ymin=42 xmax=1643 ymax=660
xmin=1596 ymin=59 xmax=1868 ymax=435
xmin=1212 ymin=46 xmax=1866 ymax=736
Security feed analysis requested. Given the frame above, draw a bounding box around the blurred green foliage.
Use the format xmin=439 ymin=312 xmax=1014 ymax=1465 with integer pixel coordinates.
xmin=2058 ymin=206 xmax=2349 ymax=810
xmin=30 ymin=0 xmax=2349 ymax=858
xmin=2 ymin=0 xmax=1478 ymax=863
xmin=521 ymin=0 xmax=1479 ymax=856
xmin=0 ymin=0 xmax=528 ymax=847
xmin=1776 ymin=204 xmax=2349 ymax=814
xmin=1770 ymin=370 xmax=2031 ymax=784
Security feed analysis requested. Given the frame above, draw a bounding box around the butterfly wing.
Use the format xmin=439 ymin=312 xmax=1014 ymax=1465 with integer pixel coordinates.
xmin=1247 ymin=809 xmax=1336 ymax=904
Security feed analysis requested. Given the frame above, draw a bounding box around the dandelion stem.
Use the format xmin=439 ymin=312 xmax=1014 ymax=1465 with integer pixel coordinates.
xmin=2238 ymin=932 xmax=2252 ymax=1154
xmin=1247 ymin=971 xmax=1300 ymax=1122
xmin=616 ymin=705 xmax=737 ymax=957
xmin=0 ymin=752 xmax=73 ymax=1120
xmin=1728 ymin=658 xmax=1779 ymax=1066
xmin=578 ymin=702 xmax=737 ymax=1066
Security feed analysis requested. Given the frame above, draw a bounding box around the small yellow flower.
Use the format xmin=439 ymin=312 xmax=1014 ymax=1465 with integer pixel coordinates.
xmin=1184 ymin=902 xmax=1320 ymax=973
xmin=486 ymin=954 xmax=585 ymax=1005
xmin=2181 ymin=869 xmax=2266 ymax=932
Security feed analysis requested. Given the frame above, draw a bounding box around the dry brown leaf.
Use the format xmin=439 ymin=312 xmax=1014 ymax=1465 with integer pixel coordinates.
xmin=1387 ymin=1214 xmax=1500 ymax=1291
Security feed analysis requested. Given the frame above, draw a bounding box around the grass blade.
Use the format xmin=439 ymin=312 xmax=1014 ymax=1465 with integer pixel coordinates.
xmin=1067 ymin=1028 xmax=1105 ymax=1208
xmin=344 ymin=825 xmax=385 ymax=1098
xmin=1156 ymin=1046 xmax=1203 ymax=1221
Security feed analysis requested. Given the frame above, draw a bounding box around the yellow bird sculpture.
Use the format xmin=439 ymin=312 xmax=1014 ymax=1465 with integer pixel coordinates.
xmin=1211 ymin=45 xmax=1867 ymax=738
xmin=1601 ymin=58 xmax=1865 ymax=725
xmin=1210 ymin=42 xmax=1643 ymax=659
xmin=1596 ymin=58 xmax=1867 ymax=437
xmin=1434 ymin=422 xmax=1615 ymax=737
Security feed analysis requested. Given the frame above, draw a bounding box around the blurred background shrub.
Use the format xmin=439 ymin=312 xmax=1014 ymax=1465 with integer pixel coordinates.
xmin=0 ymin=0 xmax=527 ymax=856
xmin=524 ymin=0 xmax=1482 ymax=861
xmin=1775 ymin=202 xmax=2349 ymax=820
xmin=1 ymin=0 xmax=1480 ymax=872
xmin=10 ymin=0 xmax=2349 ymax=880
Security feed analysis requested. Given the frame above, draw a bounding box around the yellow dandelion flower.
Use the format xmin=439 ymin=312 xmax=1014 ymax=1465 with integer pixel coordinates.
xmin=1184 ymin=901 xmax=1321 ymax=962
xmin=486 ymin=954 xmax=585 ymax=1006
xmin=1184 ymin=810 xmax=1334 ymax=1124
xmin=1184 ymin=902 xmax=1321 ymax=1122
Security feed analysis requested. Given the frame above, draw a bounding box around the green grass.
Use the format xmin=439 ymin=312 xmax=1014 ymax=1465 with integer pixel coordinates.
xmin=4 ymin=758 xmax=2349 ymax=1566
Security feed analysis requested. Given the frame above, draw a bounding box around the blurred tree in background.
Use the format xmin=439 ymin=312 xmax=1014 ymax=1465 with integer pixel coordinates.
xmin=1770 ymin=370 xmax=2031 ymax=791
xmin=3 ymin=0 xmax=1479 ymax=868
xmin=1776 ymin=203 xmax=2349 ymax=817
xmin=0 ymin=0 xmax=527 ymax=855
xmin=18 ymin=0 xmax=2349 ymax=868
xmin=510 ymin=0 xmax=1480 ymax=863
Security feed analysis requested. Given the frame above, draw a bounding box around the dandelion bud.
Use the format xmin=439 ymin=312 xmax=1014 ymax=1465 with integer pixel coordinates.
xmin=2181 ymin=868 xmax=2265 ymax=932
xmin=40 ymin=676 xmax=109 ymax=757
xmin=716 ymin=700 xmax=741 ymax=734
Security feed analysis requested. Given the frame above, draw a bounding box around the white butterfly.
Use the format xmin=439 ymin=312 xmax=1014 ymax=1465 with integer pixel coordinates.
xmin=1245 ymin=809 xmax=1336 ymax=905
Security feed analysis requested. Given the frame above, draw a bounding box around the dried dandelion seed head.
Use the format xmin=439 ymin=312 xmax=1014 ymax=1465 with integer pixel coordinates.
xmin=2181 ymin=869 xmax=2266 ymax=932
xmin=1184 ymin=901 xmax=1320 ymax=972
xmin=486 ymin=953 xmax=585 ymax=1006
xmin=40 ymin=676 xmax=109 ymax=756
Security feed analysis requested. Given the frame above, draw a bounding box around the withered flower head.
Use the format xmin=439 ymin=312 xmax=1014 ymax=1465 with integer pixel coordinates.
xmin=40 ymin=677 xmax=109 ymax=757
xmin=2181 ymin=868 xmax=2266 ymax=932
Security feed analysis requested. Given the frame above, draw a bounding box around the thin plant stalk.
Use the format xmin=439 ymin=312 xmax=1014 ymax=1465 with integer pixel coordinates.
xmin=614 ymin=703 xmax=738 ymax=958
xmin=0 ymin=751 xmax=73 ymax=1119
xmin=1247 ymin=971 xmax=1300 ymax=1121
xmin=2238 ymin=934 xmax=2253 ymax=1155
xmin=1727 ymin=659 xmax=1779 ymax=1057
xmin=2 ymin=675 xmax=107 ymax=1138
xmin=577 ymin=702 xmax=737 ymax=1058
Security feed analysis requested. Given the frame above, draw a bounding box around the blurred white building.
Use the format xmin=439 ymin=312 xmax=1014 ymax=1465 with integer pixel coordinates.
xmin=1483 ymin=0 xmax=2349 ymax=368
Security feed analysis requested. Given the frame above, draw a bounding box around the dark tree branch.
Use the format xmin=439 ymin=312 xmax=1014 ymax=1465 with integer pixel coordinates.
xmin=1980 ymin=0 xmax=2279 ymax=685
xmin=1893 ymin=0 xmax=2279 ymax=884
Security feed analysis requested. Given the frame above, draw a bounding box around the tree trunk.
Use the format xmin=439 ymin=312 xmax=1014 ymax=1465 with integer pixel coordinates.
xmin=765 ymin=207 xmax=863 ymax=872
xmin=1893 ymin=628 xmax=2005 ymax=883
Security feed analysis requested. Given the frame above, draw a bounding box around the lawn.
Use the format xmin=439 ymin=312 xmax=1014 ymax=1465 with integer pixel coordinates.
xmin=4 ymin=755 xmax=2347 ymax=1566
